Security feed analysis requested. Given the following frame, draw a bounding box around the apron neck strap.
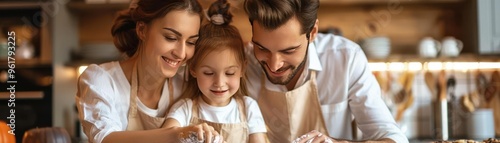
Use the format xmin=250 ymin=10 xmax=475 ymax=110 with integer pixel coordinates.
xmin=128 ymin=60 xmax=139 ymax=117
xmin=167 ymin=79 xmax=174 ymax=109
xmin=235 ymin=96 xmax=247 ymax=122
xmin=191 ymin=97 xmax=200 ymax=119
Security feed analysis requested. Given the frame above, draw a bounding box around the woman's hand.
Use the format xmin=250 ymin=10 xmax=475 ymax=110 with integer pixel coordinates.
xmin=292 ymin=130 xmax=341 ymax=143
xmin=178 ymin=123 xmax=225 ymax=143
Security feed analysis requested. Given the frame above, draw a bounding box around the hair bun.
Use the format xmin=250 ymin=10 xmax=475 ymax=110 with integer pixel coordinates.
xmin=207 ymin=0 xmax=232 ymax=25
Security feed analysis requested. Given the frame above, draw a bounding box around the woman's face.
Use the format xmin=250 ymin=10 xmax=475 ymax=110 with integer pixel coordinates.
xmin=192 ymin=49 xmax=242 ymax=107
xmin=138 ymin=10 xmax=200 ymax=78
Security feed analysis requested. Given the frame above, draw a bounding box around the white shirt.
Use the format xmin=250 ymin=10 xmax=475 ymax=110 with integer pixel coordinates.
xmin=167 ymin=96 xmax=267 ymax=134
xmin=245 ymin=33 xmax=408 ymax=143
xmin=75 ymin=61 xmax=185 ymax=143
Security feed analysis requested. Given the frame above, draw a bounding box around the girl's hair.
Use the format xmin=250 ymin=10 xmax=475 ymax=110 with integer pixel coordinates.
xmin=111 ymin=0 xmax=203 ymax=57
xmin=182 ymin=0 xmax=248 ymax=100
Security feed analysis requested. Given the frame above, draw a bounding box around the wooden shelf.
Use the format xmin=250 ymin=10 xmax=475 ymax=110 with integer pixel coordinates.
xmin=0 ymin=2 xmax=48 ymax=9
xmin=368 ymin=54 xmax=500 ymax=63
xmin=320 ymin=0 xmax=465 ymax=5
xmin=0 ymin=59 xmax=52 ymax=69
xmin=65 ymin=59 xmax=116 ymax=67
xmin=67 ymin=1 xmax=128 ymax=13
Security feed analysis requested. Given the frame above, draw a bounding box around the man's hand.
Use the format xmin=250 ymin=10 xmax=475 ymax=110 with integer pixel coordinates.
xmin=291 ymin=130 xmax=395 ymax=143
xmin=291 ymin=130 xmax=340 ymax=143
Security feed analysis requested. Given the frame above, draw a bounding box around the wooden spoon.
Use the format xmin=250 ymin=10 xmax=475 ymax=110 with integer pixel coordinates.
xmin=438 ymin=70 xmax=447 ymax=101
xmin=395 ymin=72 xmax=415 ymax=122
xmin=424 ymin=71 xmax=437 ymax=100
xmin=485 ymin=71 xmax=499 ymax=103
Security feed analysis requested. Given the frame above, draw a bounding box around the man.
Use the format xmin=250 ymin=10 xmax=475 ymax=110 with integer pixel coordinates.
xmin=243 ymin=0 xmax=408 ymax=142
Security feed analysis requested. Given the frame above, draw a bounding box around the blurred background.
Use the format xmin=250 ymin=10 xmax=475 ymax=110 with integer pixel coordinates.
xmin=0 ymin=0 xmax=499 ymax=142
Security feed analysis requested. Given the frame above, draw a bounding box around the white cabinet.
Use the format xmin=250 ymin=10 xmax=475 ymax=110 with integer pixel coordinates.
xmin=478 ymin=0 xmax=500 ymax=54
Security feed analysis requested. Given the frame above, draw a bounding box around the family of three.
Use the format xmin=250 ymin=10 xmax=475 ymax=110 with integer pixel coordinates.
xmin=75 ymin=0 xmax=409 ymax=142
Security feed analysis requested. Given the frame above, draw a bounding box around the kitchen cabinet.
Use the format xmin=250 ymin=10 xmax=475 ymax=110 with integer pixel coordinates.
xmin=0 ymin=2 xmax=54 ymax=142
xmin=317 ymin=0 xmax=478 ymax=56
xmin=478 ymin=0 xmax=500 ymax=55
xmin=64 ymin=1 xmax=127 ymax=65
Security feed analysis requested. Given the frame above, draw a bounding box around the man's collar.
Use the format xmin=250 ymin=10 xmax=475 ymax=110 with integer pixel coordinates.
xmin=307 ymin=42 xmax=323 ymax=71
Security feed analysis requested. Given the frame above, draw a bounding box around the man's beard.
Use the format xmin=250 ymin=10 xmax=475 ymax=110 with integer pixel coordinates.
xmin=260 ymin=54 xmax=307 ymax=85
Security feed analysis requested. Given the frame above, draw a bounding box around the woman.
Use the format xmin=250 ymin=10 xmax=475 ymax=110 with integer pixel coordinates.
xmin=75 ymin=0 xmax=222 ymax=142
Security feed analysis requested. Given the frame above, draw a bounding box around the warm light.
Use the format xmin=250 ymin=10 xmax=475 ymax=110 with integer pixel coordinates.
xmin=78 ymin=66 xmax=88 ymax=76
xmin=408 ymin=62 xmax=422 ymax=71
xmin=369 ymin=62 xmax=499 ymax=71
xmin=388 ymin=62 xmax=405 ymax=71
xmin=369 ymin=62 xmax=388 ymax=71
xmin=427 ymin=62 xmax=443 ymax=71
xmin=479 ymin=62 xmax=500 ymax=69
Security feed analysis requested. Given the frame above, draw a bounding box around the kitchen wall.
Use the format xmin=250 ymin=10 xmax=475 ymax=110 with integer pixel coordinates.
xmin=52 ymin=0 xmax=79 ymax=138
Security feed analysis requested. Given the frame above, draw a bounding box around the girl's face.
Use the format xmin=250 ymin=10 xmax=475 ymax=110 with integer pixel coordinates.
xmin=191 ymin=49 xmax=242 ymax=106
xmin=139 ymin=10 xmax=200 ymax=78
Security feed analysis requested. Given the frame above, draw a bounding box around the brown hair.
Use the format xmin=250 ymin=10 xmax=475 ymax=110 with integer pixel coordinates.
xmin=244 ymin=0 xmax=319 ymax=38
xmin=182 ymin=0 xmax=248 ymax=100
xmin=111 ymin=0 xmax=203 ymax=57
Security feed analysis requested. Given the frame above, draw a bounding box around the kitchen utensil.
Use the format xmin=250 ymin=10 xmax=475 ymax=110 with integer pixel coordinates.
xmin=485 ymin=71 xmax=499 ymax=103
xmin=476 ymin=71 xmax=488 ymax=108
xmin=460 ymin=94 xmax=475 ymax=112
xmin=438 ymin=70 xmax=447 ymax=101
xmin=419 ymin=37 xmax=441 ymax=58
xmin=435 ymin=70 xmax=448 ymax=140
xmin=394 ymin=72 xmax=414 ymax=122
xmin=374 ymin=71 xmax=394 ymax=107
xmin=447 ymin=76 xmax=457 ymax=102
xmin=469 ymin=91 xmax=481 ymax=109
xmin=424 ymin=71 xmax=437 ymax=100
xmin=440 ymin=36 xmax=463 ymax=57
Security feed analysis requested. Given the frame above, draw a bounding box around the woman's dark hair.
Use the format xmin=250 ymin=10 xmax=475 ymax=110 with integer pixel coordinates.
xmin=111 ymin=0 xmax=203 ymax=57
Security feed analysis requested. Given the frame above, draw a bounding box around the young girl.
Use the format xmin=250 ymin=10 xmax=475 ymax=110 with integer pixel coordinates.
xmin=164 ymin=0 xmax=267 ymax=142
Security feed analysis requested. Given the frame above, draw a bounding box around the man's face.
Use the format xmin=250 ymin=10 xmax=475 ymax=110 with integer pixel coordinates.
xmin=251 ymin=17 xmax=309 ymax=85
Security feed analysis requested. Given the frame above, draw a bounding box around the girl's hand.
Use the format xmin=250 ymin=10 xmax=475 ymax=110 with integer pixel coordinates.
xmin=178 ymin=123 xmax=224 ymax=143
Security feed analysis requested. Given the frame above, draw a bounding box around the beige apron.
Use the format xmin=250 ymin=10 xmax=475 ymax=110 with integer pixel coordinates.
xmin=189 ymin=97 xmax=249 ymax=143
xmin=126 ymin=62 xmax=174 ymax=130
xmin=257 ymin=71 xmax=328 ymax=143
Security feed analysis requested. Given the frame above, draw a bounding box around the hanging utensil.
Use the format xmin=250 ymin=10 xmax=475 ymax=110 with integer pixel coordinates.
xmin=395 ymin=72 xmax=414 ymax=122
xmin=484 ymin=71 xmax=499 ymax=106
xmin=424 ymin=71 xmax=437 ymax=101
xmin=447 ymin=76 xmax=457 ymax=102
xmin=438 ymin=70 xmax=447 ymax=101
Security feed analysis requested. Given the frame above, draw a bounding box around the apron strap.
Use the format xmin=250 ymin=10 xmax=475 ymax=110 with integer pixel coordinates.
xmin=191 ymin=97 xmax=200 ymax=119
xmin=310 ymin=71 xmax=316 ymax=82
xmin=260 ymin=72 xmax=266 ymax=86
xmin=128 ymin=60 xmax=139 ymax=117
xmin=235 ymin=96 xmax=247 ymax=123
xmin=167 ymin=78 xmax=175 ymax=110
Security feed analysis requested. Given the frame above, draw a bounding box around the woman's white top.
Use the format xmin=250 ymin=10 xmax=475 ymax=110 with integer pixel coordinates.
xmin=76 ymin=61 xmax=184 ymax=143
